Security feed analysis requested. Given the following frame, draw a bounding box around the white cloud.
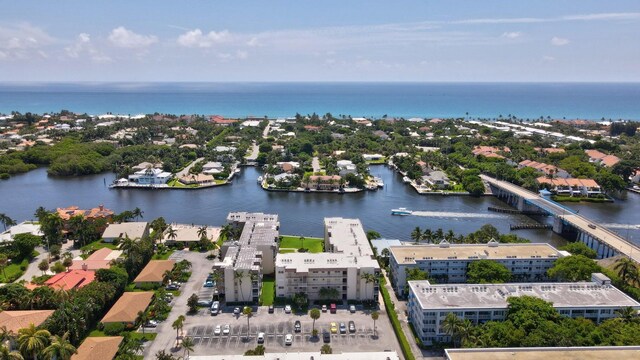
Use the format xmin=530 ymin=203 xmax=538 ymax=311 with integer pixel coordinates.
xmin=177 ymin=29 xmax=230 ymax=48
xmin=108 ymin=26 xmax=158 ymax=48
xmin=501 ymin=32 xmax=522 ymax=39
xmin=542 ymin=55 xmax=555 ymax=61
xmin=65 ymin=33 xmax=111 ymax=63
xmin=551 ymin=36 xmax=570 ymax=46
xmin=562 ymin=13 xmax=640 ymax=21
xmin=246 ymin=37 xmax=259 ymax=47
xmin=0 ymin=23 xmax=54 ymax=50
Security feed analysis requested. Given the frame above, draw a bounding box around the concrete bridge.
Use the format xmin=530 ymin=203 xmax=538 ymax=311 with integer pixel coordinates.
xmin=482 ymin=174 xmax=640 ymax=262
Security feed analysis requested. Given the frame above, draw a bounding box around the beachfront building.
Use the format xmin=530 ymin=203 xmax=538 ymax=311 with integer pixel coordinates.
xmin=102 ymin=222 xmax=149 ymax=242
xmin=389 ymin=241 xmax=565 ymax=293
xmin=336 ymin=160 xmax=357 ymax=177
xmin=536 ymin=177 xmax=602 ymax=197
xmin=57 ymin=205 xmax=114 ymax=222
xmin=421 ymin=170 xmax=451 ymax=189
xmin=444 ymin=346 xmax=640 ymax=360
xmin=214 ymin=212 xmax=279 ymax=303
xmin=275 ymin=218 xmax=380 ymax=302
xmin=127 ymin=167 xmax=172 ymax=185
xmin=307 ymin=175 xmax=342 ymax=191
xmin=407 ymin=273 xmax=639 ymax=345
xmin=162 ymin=224 xmax=220 ymax=246
xmin=0 ymin=221 xmax=42 ymax=244
xmin=202 ymin=161 xmax=224 ymax=175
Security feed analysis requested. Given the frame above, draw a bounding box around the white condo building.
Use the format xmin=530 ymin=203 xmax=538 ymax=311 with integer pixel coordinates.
xmin=275 ymin=218 xmax=380 ymax=301
xmin=407 ymin=273 xmax=640 ymax=345
xmin=389 ymin=241 xmax=566 ymax=293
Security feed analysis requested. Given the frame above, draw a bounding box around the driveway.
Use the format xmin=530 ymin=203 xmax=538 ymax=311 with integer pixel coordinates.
xmin=18 ymin=241 xmax=79 ymax=282
xmin=245 ymin=142 xmax=259 ymax=161
xmin=143 ymin=250 xmax=215 ymax=358
xmin=312 ymin=157 xmax=321 ymax=173
xmin=176 ymin=158 xmax=205 ymax=178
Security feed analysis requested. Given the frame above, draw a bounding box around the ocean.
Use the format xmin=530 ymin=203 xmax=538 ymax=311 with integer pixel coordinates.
xmin=0 ymin=82 xmax=639 ymax=120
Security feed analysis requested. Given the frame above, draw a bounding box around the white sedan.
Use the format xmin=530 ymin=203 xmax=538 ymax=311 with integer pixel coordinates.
xmin=284 ymin=305 xmax=292 ymax=313
xmin=223 ymin=324 xmax=231 ymax=335
xmin=214 ymin=325 xmax=222 ymax=335
xmin=284 ymin=333 xmax=293 ymax=345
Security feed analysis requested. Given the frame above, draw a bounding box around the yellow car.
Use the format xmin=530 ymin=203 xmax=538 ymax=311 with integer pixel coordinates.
xmin=330 ymin=322 xmax=338 ymax=334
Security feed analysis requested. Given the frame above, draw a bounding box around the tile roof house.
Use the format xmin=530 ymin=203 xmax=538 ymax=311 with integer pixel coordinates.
xmin=518 ymin=160 xmax=570 ymax=178
xmin=72 ymin=336 xmax=123 ymax=360
xmin=102 ymin=222 xmax=150 ymax=243
xmin=101 ymin=292 xmax=154 ymax=324
xmin=45 ymin=270 xmax=96 ymax=291
xmin=0 ymin=310 xmax=55 ymax=334
xmin=69 ymin=248 xmax=123 ymax=271
xmin=56 ymin=205 xmax=114 ymax=221
xmin=133 ymin=260 xmax=175 ymax=285
xmin=585 ymin=149 xmax=620 ymax=167
xmin=472 ymin=146 xmax=510 ymax=159
xmin=536 ymin=177 xmax=602 ymax=197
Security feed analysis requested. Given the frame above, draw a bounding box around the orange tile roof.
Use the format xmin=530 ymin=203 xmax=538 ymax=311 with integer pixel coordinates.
xmin=133 ymin=260 xmax=175 ymax=283
xmin=578 ymin=179 xmax=600 ymax=188
xmin=101 ymin=292 xmax=154 ymax=323
xmin=56 ymin=205 xmax=114 ymax=221
xmin=72 ymin=336 xmax=123 ymax=360
xmin=69 ymin=248 xmax=121 ymax=271
xmin=600 ymin=155 xmax=620 ymax=167
xmin=585 ymin=149 xmax=607 ymax=160
xmin=0 ymin=310 xmax=54 ymax=333
xmin=45 ymin=270 xmax=96 ymax=290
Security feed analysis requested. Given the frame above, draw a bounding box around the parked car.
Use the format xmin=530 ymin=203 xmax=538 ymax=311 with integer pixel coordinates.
xmin=330 ymin=303 xmax=337 ymax=313
xmin=166 ymin=284 xmax=179 ymax=291
xmin=144 ymin=320 xmax=158 ymax=328
xmin=349 ymin=321 xmax=356 ymax=333
xmin=321 ymin=304 xmax=327 ymax=312
xmin=323 ymin=331 xmax=331 ymax=343
xmin=204 ymin=280 xmax=214 ymax=288
xmin=223 ymin=324 xmax=230 ymax=335
xmin=268 ymin=305 xmax=274 ymax=313
xmin=233 ymin=307 xmax=241 ymax=315
xmin=257 ymin=332 xmax=265 ymax=344
xmin=330 ymin=322 xmax=338 ymax=334
xmin=284 ymin=334 xmax=293 ymax=345
xmin=284 ymin=305 xmax=292 ymax=313
xmin=349 ymin=305 xmax=356 ymax=313
xmin=210 ymin=301 xmax=220 ymax=315
xmin=214 ymin=325 xmax=222 ymax=335
xmin=339 ymin=322 xmax=346 ymax=334
xmin=197 ymin=299 xmax=211 ymax=307
xmin=294 ymin=320 xmax=301 ymax=332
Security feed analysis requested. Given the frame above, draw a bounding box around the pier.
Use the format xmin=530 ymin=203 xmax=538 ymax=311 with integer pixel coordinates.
xmin=482 ymin=174 xmax=640 ymax=262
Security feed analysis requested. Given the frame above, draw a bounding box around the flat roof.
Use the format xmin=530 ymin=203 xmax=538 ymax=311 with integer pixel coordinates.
xmin=72 ymin=336 xmax=123 ymax=360
xmin=190 ymin=351 xmax=400 ymax=360
xmin=101 ymin=292 xmax=154 ymax=323
xmin=163 ymin=224 xmax=220 ymax=242
xmin=134 ymin=260 xmax=175 ymax=283
xmin=227 ymin=212 xmax=279 ymax=224
xmin=102 ymin=222 xmax=148 ymax=240
xmin=277 ymin=252 xmax=378 ymax=272
xmin=445 ymin=346 xmax=640 ymax=360
xmin=325 ymin=217 xmax=374 ymax=257
xmin=390 ymin=242 xmax=563 ymax=264
xmin=409 ymin=279 xmax=640 ymax=310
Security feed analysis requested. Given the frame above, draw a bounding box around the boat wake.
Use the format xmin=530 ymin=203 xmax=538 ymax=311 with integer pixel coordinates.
xmin=411 ymin=211 xmax=507 ymax=219
xmin=600 ymin=223 xmax=640 ymax=230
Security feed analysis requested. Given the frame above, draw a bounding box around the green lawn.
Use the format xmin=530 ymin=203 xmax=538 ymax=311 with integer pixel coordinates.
xmin=0 ymin=257 xmax=29 ymax=282
xmin=279 ymin=235 xmax=324 ymax=253
xmin=152 ymin=249 xmax=175 ymax=260
xmin=366 ymin=158 xmax=387 ymax=164
xmin=260 ymin=275 xmax=275 ymax=306
xmin=90 ymin=329 xmax=156 ymax=342
xmin=80 ymin=239 xmax=118 ymax=252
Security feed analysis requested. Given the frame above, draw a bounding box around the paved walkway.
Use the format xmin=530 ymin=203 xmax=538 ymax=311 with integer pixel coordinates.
xmin=245 ymin=142 xmax=259 ymax=161
xmin=18 ymin=242 xmax=79 ymax=282
xmin=312 ymin=157 xmax=321 ymax=173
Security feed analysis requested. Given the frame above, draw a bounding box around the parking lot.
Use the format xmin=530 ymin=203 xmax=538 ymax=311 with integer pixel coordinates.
xmin=185 ymin=306 xmax=402 ymax=356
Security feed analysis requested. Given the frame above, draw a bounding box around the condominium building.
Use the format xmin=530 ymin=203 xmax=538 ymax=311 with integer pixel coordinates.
xmin=389 ymin=241 xmax=565 ymax=293
xmin=445 ymin=346 xmax=640 ymax=360
xmin=407 ymin=273 xmax=640 ymax=345
xmin=275 ymin=218 xmax=380 ymax=301
xmin=214 ymin=212 xmax=279 ymax=303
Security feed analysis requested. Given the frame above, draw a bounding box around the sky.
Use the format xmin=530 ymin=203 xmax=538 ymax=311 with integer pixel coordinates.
xmin=0 ymin=0 xmax=639 ymax=82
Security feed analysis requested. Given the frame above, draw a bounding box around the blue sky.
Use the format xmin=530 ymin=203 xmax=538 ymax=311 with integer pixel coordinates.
xmin=1 ymin=0 xmax=639 ymax=81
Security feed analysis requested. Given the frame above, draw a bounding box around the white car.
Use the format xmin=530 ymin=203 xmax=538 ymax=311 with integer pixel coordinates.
xmin=257 ymin=332 xmax=265 ymax=344
xmin=284 ymin=333 xmax=293 ymax=345
xmin=223 ymin=324 xmax=231 ymax=335
xmin=284 ymin=305 xmax=292 ymax=313
xmin=349 ymin=305 xmax=356 ymax=313
xmin=214 ymin=325 xmax=222 ymax=335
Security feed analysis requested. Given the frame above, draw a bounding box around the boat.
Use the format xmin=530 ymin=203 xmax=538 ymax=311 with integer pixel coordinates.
xmin=402 ymin=176 xmax=411 ymax=183
xmin=373 ymin=177 xmax=384 ymax=188
xmin=391 ymin=208 xmax=412 ymax=216
xmin=257 ymin=176 xmax=263 ymax=183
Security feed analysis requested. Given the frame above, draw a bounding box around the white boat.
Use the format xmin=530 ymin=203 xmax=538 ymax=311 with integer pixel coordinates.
xmin=391 ymin=208 xmax=412 ymax=216
xmin=257 ymin=176 xmax=263 ymax=183
xmin=373 ymin=177 xmax=384 ymax=188
xmin=402 ymin=176 xmax=411 ymax=183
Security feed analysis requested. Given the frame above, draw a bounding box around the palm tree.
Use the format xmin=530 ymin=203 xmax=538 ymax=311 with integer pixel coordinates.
xmin=132 ymin=207 xmax=144 ymax=221
xmin=421 ymin=229 xmax=433 ymax=243
xmin=299 ymin=235 xmax=305 ymax=250
xmin=0 ymin=214 xmax=16 ymax=231
xmin=162 ymin=270 xmax=173 ymax=285
xmin=234 ymin=270 xmax=245 ymax=302
xmin=181 ymin=336 xmax=195 ymax=359
xmin=441 ymin=313 xmax=463 ymax=347
xmin=309 ymin=308 xmax=320 ymax=335
xmin=614 ymin=257 xmax=638 ymax=284
xmin=172 ymin=315 xmax=186 ymax=340
xmin=371 ymin=311 xmax=379 ymax=337
xmin=0 ymin=254 xmax=8 ymax=282
xmin=616 ymin=307 xmax=638 ymax=323
xmin=197 ymin=226 xmax=208 ymax=240
xmin=219 ymin=224 xmax=233 ymax=242
xmin=410 ymin=227 xmax=422 ymax=243
xmin=360 ymin=273 xmax=376 ymax=300
xmin=17 ymin=324 xmax=50 ymax=360
xmin=457 ymin=319 xmax=474 ymax=347
xmin=167 ymin=226 xmax=178 ymax=242
xmin=34 ymin=207 xmax=48 ymax=223
xmin=42 ymin=332 xmax=76 ymax=360
xmin=0 ymin=345 xmax=23 ymax=360
xmin=136 ymin=311 xmax=150 ymax=336
xmin=242 ymin=306 xmax=253 ymax=339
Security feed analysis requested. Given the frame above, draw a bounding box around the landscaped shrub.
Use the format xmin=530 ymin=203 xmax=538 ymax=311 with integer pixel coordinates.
xmin=103 ymin=322 xmax=125 ymax=335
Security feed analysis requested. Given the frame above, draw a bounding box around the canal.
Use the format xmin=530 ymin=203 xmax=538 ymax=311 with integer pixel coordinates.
xmin=2 ymin=166 xmax=638 ymax=246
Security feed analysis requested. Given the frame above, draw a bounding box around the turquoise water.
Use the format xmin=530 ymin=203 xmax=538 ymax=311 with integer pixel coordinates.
xmin=1 ymin=82 xmax=639 ymax=120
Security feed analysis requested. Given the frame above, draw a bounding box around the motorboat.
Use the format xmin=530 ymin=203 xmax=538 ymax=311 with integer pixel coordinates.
xmin=402 ymin=176 xmax=411 ymax=183
xmin=391 ymin=207 xmax=412 ymax=216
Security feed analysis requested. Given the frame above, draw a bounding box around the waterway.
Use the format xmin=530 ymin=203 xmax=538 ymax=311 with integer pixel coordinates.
xmin=2 ymin=166 xmax=638 ymax=246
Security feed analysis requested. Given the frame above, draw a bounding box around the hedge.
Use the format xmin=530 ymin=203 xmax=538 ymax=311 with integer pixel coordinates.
xmin=379 ymin=277 xmax=415 ymax=360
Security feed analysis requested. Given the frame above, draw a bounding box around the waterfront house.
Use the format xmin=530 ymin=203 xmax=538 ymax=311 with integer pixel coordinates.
xmin=273 ymin=173 xmax=298 ymax=186
xmin=276 ymin=161 xmax=300 ymax=173
xmin=307 ymin=175 xmax=342 ymax=191
xmin=363 ymin=153 xmax=384 ymax=161
xmin=518 ymin=160 xmax=570 ymax=179
xmin=162 ymin=224 xmax=220 ymax=246
xmin=631 ymin=169 xmax=640 ymax=184
xmin=72 ymin=336 xmax=123 ymax=360
xmin=0 ymin=221 xmax=42 ymax=244
xmin=128 ymin=167 xmax=172 ymax=185
xmin=45 ymin=269 xmax=96 ymax=291
xmin=102 ymin=222 xmax=150 ymax=242
xmin=101 ymin=292 xmax=154 ymax=326
xmin=421 ymin=171 xmax=451 ymax=189
xmin=70 ymin=248 xmax=123 ymax=271
xmin=536 ymin=177 xmax=602 ymax=197
xmin=336 ymin=160 xmax=357 ymax=177
xmin=178 ymin=173 xmax=215 ymax=185
xmin=202 ymin=161 xmax=225 ymax=175
xmin=57 ymin=205 xmax=114 ymax=223
xmin=133 ymin=260 xmax=175 ymax=287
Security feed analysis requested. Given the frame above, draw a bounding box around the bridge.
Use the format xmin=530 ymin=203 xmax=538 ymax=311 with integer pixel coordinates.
xmin=481 ymin=174 xmax=640 ymax=262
